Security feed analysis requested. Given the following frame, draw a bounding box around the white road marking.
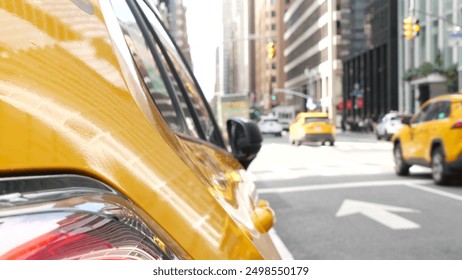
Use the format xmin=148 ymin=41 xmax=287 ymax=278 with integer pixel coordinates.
xmin=268 ymin=166 xmax=299 ymax=179
xmin=269 ymin=229 xmax=294 ymax=260
xmin=257 ymin=179 xmax=430 ymax=194
xmin=336 ymin=199 xmax=420 ymax=230
xmin=406 ymin=182 xmax=462 ymax=202
xmin=251 ymin=163 xmax=387 ymax=181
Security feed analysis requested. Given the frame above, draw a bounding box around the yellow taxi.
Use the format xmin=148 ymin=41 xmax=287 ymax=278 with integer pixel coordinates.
xmin=0 ymin=0 xmax=281 ymax=259
xmin=392 ymin=94 xmax=462 ymax=185
xmin=289 ymin=112 xmax=336 ymax=146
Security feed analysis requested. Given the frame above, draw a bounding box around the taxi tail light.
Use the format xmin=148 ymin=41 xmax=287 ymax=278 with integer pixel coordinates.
xmin=451 ymin=119 xmax=462 ymax=129
xmin=0 ymin=175 xmax=186 ymax=260
xmin=0 ymin=212 xmax=169 ymax=260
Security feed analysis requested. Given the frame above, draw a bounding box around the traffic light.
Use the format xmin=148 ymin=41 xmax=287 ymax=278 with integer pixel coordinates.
xmin=413 ymin=19 xmax=421 ymax=37
xmin=271 ymin=94 xmax=277 ymax=101
xmin=403 ymin=16 xmax=420 ymax=40
xmin=267 ymin=42 xmax=276 ymax=59
xmin=403 ymin=16 xmax=414 ymax=40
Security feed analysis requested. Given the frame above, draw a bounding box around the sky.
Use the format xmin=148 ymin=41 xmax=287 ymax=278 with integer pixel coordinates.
xmin=183 ymin=0 xmax=223 ymax=100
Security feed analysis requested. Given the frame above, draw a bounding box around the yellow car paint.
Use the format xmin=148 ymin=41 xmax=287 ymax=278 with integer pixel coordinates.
xmin=0 ymin=0 xmax=280 ymax=259
xmin=289 ymin=112 xmax=336 ymax=145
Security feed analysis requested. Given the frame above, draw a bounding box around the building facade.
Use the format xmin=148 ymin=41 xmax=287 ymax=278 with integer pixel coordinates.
xmin=253 ymin=0 xmax=293 ymax=114
xmin=399 ymin=0 xmax=461 ymax=115
xmin=283 ymin=0 xmax=342 ymax=120
xmin=156 ymin=0 xmax=192 ymax=66
xmin=341 ymin=0 xmax=398 ymax=123
xmin=219 ymin=0 xmax=254 ymax=96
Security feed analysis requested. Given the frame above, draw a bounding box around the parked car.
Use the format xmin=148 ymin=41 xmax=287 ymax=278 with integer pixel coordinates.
xmin=289 ymin=112 xmax=335 ymax=146
xmin=0 ymin=0 xmax=281 ymax=260
xmin=392 ymin=94 xmax=462 ymax=185
xmin=258 ymin=115 xmax=283 ymax=136
xmin=376 ymin=112 xmax=408 ymax=140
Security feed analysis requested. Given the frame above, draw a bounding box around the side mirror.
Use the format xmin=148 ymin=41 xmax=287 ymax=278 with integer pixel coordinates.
xmin=401 ymin=115 xmax=412 ymax=125
xmin=227 ymin=117 xmax=262 ymax=169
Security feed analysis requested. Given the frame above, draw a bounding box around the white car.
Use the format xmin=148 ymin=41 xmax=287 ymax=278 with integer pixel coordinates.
xmin=376 ymin=112 xmax=408 ymax=140
xmin=258 ymin=116 xmax=283 ymax=136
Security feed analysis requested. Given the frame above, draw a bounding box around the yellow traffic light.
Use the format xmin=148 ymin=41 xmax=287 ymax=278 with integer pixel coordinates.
xmin=267 ymin=42 xmax=276 ymax=59
xmin=403 ymin=16 xmax=414 ymax=40
xmin=413 ymin=19 xmax=421 ymax=36
xmin=403 ymin=16 xmax=420 ymax=40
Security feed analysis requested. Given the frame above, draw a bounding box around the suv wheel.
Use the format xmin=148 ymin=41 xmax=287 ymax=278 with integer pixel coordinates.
xmin=432 ymin=147 xmax=450 ymax=185
xmin=394 ymin=143 xmax=410 ymax=176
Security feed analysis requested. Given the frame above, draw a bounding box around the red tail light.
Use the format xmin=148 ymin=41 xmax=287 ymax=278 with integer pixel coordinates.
xmin=452 ymin=119 xmax=462 ymax=129
xmin=1 ymin=213 xmax=160 ymax=260
xmin=0 ymin=175 xmax=188 ymax=260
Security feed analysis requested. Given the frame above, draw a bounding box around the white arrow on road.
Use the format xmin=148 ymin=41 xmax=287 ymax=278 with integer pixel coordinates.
xmin=336 ymin=199 xmax=421 ymax=230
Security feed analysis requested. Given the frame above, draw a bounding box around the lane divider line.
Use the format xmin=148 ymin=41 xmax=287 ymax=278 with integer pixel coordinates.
xmin=257 ymin=179 xmax=430 ymax=194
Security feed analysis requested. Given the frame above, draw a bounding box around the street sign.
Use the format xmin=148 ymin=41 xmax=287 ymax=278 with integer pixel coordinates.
xmin=449 ymin=32 xmax=462 ymax=47
xmin=351 ymin=89 xmax=363 ymax=98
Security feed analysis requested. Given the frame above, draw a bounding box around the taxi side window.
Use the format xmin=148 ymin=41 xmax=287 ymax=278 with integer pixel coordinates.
xmin=424 ymin=101 xmax=450 ymax=121
xmin=111 ymin=0 xmax=197 ymax=137
xmin=412 ymin=103 xmax=431 ymax=124
xmin=138 ymin=1 xmax=216 ymax=142
xmin=437 ymin=101 xmax=450 ymax=119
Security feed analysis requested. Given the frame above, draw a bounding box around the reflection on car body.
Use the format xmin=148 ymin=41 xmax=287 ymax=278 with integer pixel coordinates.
xmin=0 ymin=0 xmax=281 ymax=260
xmin=392 ymin=94 xmax=462 ymax=185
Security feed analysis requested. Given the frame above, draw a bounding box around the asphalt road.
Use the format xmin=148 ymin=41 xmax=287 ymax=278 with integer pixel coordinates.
xmin=249 ymin=132 xmax=462 ymax=260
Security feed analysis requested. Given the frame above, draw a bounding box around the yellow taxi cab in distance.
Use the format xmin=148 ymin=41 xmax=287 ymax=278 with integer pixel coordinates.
xmin=0 ymin=0 xmax=281 ymax=260
xmin=392 ymin=94 xmax=462 ymax=185
xmin=289 ymin=112 xmax=336 ymax=146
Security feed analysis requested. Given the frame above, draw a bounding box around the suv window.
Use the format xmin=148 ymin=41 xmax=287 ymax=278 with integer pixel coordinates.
xmin=390 ymin=115 xmax=403 ymax=121
xmin=424 ymin=101 xmax=450 ymax=121
xmin=305 ymin=117 xmax=329 ymax=124
xmin=412 ymin=103 xmax=432 ymax=124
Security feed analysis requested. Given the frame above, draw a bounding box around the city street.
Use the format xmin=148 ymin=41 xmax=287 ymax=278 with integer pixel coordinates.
xmin=249 ymin=132 xmax=462 ymax=260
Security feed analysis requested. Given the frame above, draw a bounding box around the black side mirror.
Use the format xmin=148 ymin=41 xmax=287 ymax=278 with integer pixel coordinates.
xmin=227 ymin=117 xmax=262 ymax=169
xmin=401 ymin=115 xmax=412 ymax=125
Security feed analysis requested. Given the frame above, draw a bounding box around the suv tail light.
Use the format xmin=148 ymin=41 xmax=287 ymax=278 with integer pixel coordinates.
xmin=451 ymin=119 xmax=462 ymax=129
xmin=0 ymin=175 xmax=189 ymax=260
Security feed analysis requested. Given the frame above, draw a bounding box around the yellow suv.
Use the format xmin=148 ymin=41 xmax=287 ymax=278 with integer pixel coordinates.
xmin=392 ymin=94 xmax=462 ymax=185
xmin=0 ymin=0 xmax=281 ymax=259
xmin=289 ymin=112 xmax=336 ymax=146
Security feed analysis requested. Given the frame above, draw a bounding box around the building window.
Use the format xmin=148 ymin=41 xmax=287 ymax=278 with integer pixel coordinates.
xmin=335 ymin=0 xmax=340 ymax=10
xmin=432 ymin=20 xmax=438 ymax=62
xmin=271 ymin=24 xmax=276 ymax=30
xmin=444 ymin=0 xmax=452 ymax=10
xmin=419 ymin=0 xmax=426 ymax=11
xmin=419 ymin=26 xmax=426 ymax=63
xmin=271 ymin=11 xmax=276 ymax=17
xmin=271 ymin=76 xmax=276 ymax=83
